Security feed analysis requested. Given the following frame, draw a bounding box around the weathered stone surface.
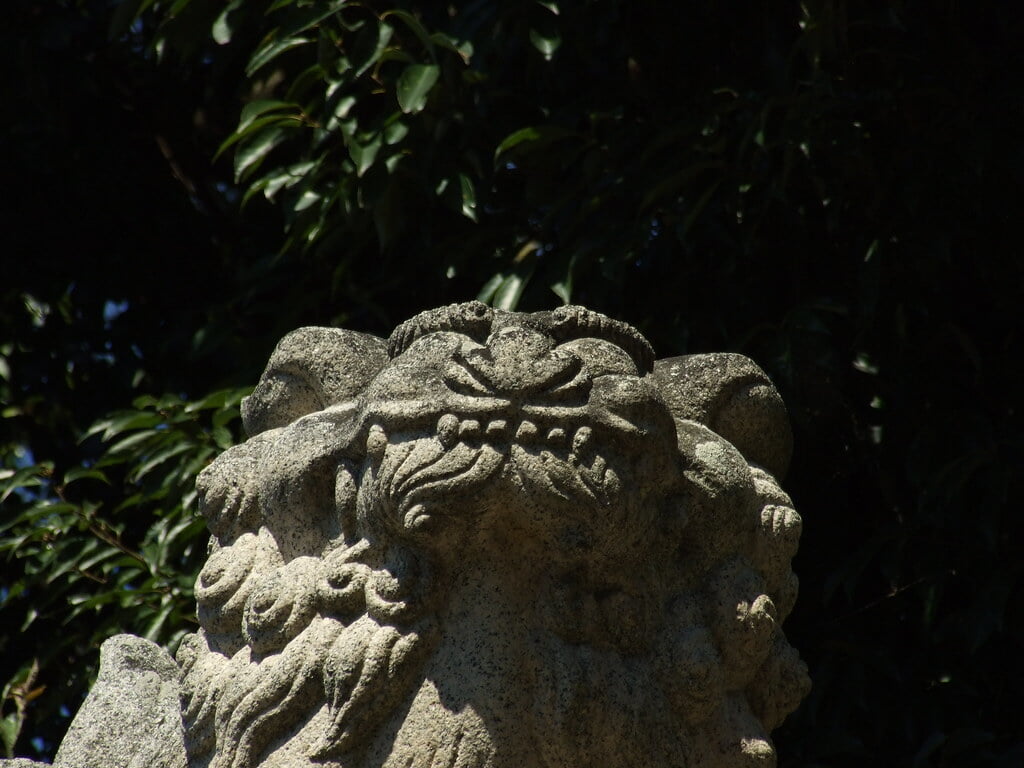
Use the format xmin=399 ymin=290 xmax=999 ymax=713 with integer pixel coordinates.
xmin=181 ymin=303 xmax=809 ymax=768
xmin=53 ymin=634 xmax=186 ymax=768
xmin=652 ymin=353 xmax=793 ymax=478
xmin=241 ymin=327 xmax=388 ymax=437
xmin=25 ymin=303 xmax=809 ymax=768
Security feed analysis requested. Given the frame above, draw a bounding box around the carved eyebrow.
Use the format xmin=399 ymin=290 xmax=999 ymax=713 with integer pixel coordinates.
xmin=548 ymin=305 xmax=655 ymax=373
xmin=387 ymin=301 xmax=493 ymax=358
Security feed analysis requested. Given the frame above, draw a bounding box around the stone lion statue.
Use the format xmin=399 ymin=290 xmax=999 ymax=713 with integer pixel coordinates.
xmin=176 ymin=302 xmax=808 ymax=768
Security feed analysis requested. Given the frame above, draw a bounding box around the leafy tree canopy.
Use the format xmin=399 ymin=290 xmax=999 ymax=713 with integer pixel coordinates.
xmin=2 ymin=0 xmax=1022 ymax=764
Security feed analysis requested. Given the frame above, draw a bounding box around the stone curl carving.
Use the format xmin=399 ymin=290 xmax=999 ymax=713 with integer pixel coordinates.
xmin=180 ymin=302 xmax=809 ymax=768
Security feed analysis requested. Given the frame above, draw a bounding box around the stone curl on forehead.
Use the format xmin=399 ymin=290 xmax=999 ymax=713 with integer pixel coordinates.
xmin=386 ymin=301 xmax=655 ymax=373
xmin=386 ymin=301 xmax=493 ymax=358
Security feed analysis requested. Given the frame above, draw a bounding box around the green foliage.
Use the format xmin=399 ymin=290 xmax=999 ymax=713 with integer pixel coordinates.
xmin=0 ymin=659 xmax=39 ymax=759
xmin=3 ymin=0 xmax=1023 ymax=764
xmin=0 ymin=388 xmax=249 ymax=754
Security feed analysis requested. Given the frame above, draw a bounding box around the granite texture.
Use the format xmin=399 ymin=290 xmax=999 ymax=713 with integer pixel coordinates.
xmin=16 ymin=303 xmax=809 ymax=768
xmin=14 ymin=634 xmax=187 ymax=768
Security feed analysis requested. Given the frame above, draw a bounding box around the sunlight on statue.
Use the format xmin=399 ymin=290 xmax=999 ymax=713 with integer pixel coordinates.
xmin=175 ymin=302 xmax=809 ymax=768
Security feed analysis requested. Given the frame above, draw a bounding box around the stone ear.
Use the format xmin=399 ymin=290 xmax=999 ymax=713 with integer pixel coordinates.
xmin=652 ymin=353 xmax=793 ymax=478
xmin=242 ymin=327 xmax=388 ymax=437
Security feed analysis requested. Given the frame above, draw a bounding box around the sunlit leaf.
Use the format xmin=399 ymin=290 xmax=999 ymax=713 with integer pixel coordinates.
xmin=239 ymin=100 xmax=299 ymax=133
xmin=493 ymin=125 xmax=578 ymax=161
xmin=129 ymin=442 xmax=194 ymax=483
xmin=476 ymin=272 xmax=505 ymax=304
xmin=429 ymin=32 xmax=473 ymax=64
xmin=459 ymin=174 xmax=477 ymax=222
xmin=396 ymin=64 xmax=439 ymax=114
xmin=383 ymin=114 xmax=409 ymax=145
xmin=184 ymin=388 xmax=244 ymax=413
xmin=212 ymin=0 xmax=243 ymax=45
xmin=246 ymin=36 xmax=312 ymax=76
xmin=1 ymin=712 xmax=20 ymax=758
xmin=107 ymin=430 xmax=158 ymax=455
xmin=142 ymin=602 xmax=174 ymax=642
xmin=352 ymin=20 xmax=394 ymax=77
xmin=551 ymin=253 xmax=576 ymax=304
xmin=345 ymin=132 xmax=382 ymax=176
xmin=235 ymin=127 xmax=289 ymax=181
xmin=0 ymin=464 xmax=53 ymax=504
xmin=62 ymin=467 xmax=109 ymax=485
xmin=381 ymin=9 xmax=435 ymax=59
xmin=278 ymin=1 xmax=348 ymax=37
xmin=493 ymin=272 xmax=530 ymax=311
xmin=85 ymin=412 xmax=161 ymax=441
xmin=529 ymin=26 xmax=561 ymax=61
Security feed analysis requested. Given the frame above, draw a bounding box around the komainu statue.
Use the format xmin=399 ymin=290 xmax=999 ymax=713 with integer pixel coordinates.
xmin=12 ymin=303 xmax=809 ymax=768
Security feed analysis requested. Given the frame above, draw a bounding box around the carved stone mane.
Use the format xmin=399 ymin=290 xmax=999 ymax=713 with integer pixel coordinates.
xmin=179 ymin=303 xmax=809 ymax=768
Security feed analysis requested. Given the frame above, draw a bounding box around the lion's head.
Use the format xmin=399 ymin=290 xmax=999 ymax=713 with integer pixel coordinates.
xmin=178 ymin=303 xmax=808 ymax=768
